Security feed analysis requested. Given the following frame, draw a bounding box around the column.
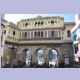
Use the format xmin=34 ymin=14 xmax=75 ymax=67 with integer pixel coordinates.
xmin=33 ymin=31 xmax=34 ymax=39
xmin=31 ymin=50 xmax=36 ymax=67
xmin=30 ymin=31 xmax=31 ymax=39
xmin=59 ymin=30 xmax=61 ymax=38
xmin=47 ymin=30 xmax=48 ymax=38
xmin=45 ymin=48 xmax=49 ymax=66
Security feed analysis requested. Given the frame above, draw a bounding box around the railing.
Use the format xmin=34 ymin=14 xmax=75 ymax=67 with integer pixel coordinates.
xmin=6 ymin=36 xmax=19 ymax=41
xmin=19 ymin=37 xmax=61 ymax=41
xmin=4 ymin=35 xmax=72 ymax=43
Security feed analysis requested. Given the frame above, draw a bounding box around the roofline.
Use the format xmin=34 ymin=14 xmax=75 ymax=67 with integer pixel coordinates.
xmin=64 ymin=22 xmax=75 ymax=25
xmin=20 ymin=16 xmax=64 ymax=22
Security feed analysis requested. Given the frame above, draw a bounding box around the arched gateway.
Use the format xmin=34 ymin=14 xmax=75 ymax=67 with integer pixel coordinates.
xmin=49 ymin=49 xmax=58 ymax=67
xmin=23 ymin=48 xmax=59 ymax=67
xmin=25 ymin=49 xmax=32 ymax=67
xmin=36 ymin=49 xmax=45 ymax=66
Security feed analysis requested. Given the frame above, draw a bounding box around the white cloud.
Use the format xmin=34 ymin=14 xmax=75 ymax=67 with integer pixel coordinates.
xmin=5 ymin=14 xmax=51 ymax=24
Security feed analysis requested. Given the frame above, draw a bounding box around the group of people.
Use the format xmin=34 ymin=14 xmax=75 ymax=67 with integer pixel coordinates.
xmin=2 ymin=60 xmax=66 ymax=68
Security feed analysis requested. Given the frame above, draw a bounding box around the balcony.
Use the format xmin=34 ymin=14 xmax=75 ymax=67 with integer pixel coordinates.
xmin=4 ymin=35 xmax=73 ymax=44
xmin=5 ymin=35 xmax=19 ymax=43
xmin=19 ymin=37 xmax=61 ymax=41
xmin=18 ymin=37 xmax=72 ymax=44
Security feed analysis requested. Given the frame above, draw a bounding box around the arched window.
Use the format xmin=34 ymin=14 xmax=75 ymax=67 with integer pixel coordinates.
xmin=13 ymin=31 xmax=15 ymax=35
xmin=25 ymin=23 xmax=28 ymax=26
xmin=35 ymin=22 xmax=37 ymax=26
xmin=67 ymin=30 xmax=71 ymax=37
xmin=36 ymin=49 xmax=45 ymax=65
xmin=49 ymin=49 xmax=58 ymax=67
xmin=49 ymin=49 xmax=57 ymax=62
xmin=51 ymin=20 xmax=54 ymax=24
xmin=38 ymin=22 xmax=40 ymax=25
xmin=25 ymin=50 xmax=32 ymax=66
xmin=41 ymin=21 xmax=44 ymax=25
xmin=25 ymin=50 xmax=31 ymax=60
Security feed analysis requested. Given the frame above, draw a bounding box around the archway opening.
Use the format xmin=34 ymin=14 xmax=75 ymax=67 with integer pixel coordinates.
xmin=49 ymin=49 xmax=58 ymax=67
xmin=36 ymin=49 xmax=45 ymax=66
xmin=25 ymin=49 xmax=32 ymax=67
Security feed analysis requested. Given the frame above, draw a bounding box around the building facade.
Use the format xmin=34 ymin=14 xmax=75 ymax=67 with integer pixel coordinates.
xmin=1 ymin=16 xmax=75 ymax=68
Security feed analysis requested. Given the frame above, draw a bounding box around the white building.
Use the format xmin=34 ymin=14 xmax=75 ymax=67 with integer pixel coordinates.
xmin=71 ymin=14 xmax=80 ymax=62
xmin=0 ymin=14 xmax=8 ymax=67
xmin=1 ymin=15 xmax=75 ymax=68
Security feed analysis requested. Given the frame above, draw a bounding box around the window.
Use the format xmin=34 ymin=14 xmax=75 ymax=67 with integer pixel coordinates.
xmin=4 ymin=30 xmax=6 ymax=34
xmin=54 ymin=30 xmax=59 ymax=38
xmin=67 ymin=30 xmax=71 ymax=37
xmin=38 ymin=22 xmax=40 ymax=25
xmin=49 ymin=49 xmax=58 ymax=67
xmin=25 ymin=32 xmax=27 ymax=37
xmin=25 ymin=49 xmax=32 ymax=66
xmin=35 ymin=22 xmax=37 ymax=26
xmin=13 ymin=31 xmax=15 ymax=35
xmin=41 ymin=31 xmax=43 ymax=37
xmin=25 ymin=50 xmax=31 ymax=60
xmin=36 ymin=49 xmax=45 ymax=63
xmin=41 ymin=21 xmax=44 ymax=25
xmin=49 ymin=49 xmax=57 ymax=62
xmin=38 ymin=31 xmax=40 ymax=37
xmin=51 ymin=20 xmax=54 ymax=24
xmin=34 ymin=32 xmax=37 ymax=37
xmin=51 ymin=31 xmax=54 ymax=37
xmin=25 ymin=23 xmax=28 ymax=26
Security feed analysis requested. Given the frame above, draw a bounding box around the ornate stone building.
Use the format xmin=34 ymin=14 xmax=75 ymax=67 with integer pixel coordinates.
xmin=1 ymin=16 xmax=75 ymax=68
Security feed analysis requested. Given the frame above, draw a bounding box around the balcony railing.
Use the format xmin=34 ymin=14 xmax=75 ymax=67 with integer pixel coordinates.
xmin=5 ymin=35 xmax=19 ymax=42
xmin=19 ymin=37 xmax=61 ymax=41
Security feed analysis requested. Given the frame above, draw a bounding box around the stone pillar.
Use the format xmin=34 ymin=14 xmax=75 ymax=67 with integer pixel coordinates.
xmin=33 ymin=31 xmax=35 ymax=39
xmin=47 ymin=30 xmax=48 ymax=38
xmin=17 ymin=48 xmax=25 ymax=62
xmin=29 ymin=31 xmax=31 ymax=39
xmin=31 ymin=50 xmax=36 ymax=65
xmin=45 ymin=48 xmax=49 ymax=66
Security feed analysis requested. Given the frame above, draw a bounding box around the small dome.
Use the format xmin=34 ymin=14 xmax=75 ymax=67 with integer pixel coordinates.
xmin=37 ymin=15 xmax=42 ymax=18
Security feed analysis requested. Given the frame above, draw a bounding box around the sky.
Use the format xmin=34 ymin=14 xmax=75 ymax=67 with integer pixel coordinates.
xmin=4 ymin=14 xmax=75 ymax=24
